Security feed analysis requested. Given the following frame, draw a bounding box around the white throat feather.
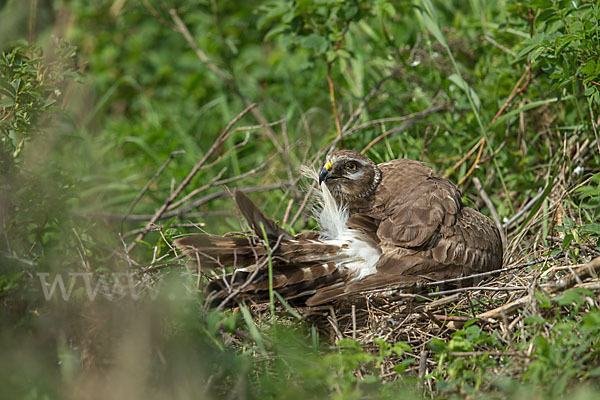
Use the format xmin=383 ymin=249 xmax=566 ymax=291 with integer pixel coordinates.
xmin=300 ymin=165 xmax=381 ymax=280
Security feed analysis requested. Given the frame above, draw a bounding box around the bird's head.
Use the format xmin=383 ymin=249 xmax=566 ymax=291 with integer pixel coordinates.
xmin=319 ymin=150 xmax=382 ymax=203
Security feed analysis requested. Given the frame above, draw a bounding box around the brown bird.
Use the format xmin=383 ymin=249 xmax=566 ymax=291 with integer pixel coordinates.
xmin=174 ymin=150 xmax=503 ymax=306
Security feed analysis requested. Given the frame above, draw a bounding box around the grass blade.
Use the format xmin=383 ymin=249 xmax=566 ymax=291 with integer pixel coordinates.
xmin=239 ymin=304 xmax=267 ymax=356
xmin=259 ymin=222 xmax=275 ymax=319
xmin=274 ymin=291 xmax=302 ymax=320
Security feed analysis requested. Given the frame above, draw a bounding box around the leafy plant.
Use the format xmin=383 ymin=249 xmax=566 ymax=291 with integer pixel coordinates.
xmin=514 ymin=0 xmax=600 ymax=104
xmin=0 ymin=38 xmax=79 ymax=169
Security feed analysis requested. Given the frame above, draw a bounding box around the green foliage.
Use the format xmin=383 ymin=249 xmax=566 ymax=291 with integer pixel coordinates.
xmin=260 ymin=0 xmax=376 ymax=61
xmin=572 ymin=173 xmax=600 ymax=245
xmin=514 ymin=0 xmax=600 ymax=104
xmin=1 ymin=0 xmax=600 ymax=399
xmin=0 ymin=38 xmax=78 ymax=169
xmin=428 ymin=290 xmax=600 ymax=396
xmin=429 ymin=322 xmax=504 ymax=394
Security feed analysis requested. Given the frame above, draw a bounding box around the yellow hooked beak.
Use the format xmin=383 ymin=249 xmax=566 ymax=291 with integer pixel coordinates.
xmin=318 ymin=161 xmax=335 ymax=185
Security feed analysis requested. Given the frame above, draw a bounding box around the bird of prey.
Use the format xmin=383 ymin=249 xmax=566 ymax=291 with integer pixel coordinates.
xmin=174 ymin=150 xmax=503 ymax=306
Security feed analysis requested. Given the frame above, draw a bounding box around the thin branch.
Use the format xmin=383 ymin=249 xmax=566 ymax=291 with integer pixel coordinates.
xmin=546 ymin=236 xmax=600 ymax=257
xmin=289 ymin=182 xmax=316 ymax=228
xmin=341 ymin=68 xmax=400 ymax=133
xmin=173 ymin=182 xmax=285 ymax=216
xmin=127 ymin=104 xmax=256 ymax=252
xmin=424 ymin=254 xmax=565 ymax=288
xmin=473 ymin=177 xmax=506 ymax=249
xmin=502 ymin=187 xmax=546 ymax=230
xmin=97 ymin=183 xmax=284 ymax=224
xmin=444 ymin=137 xmax=485 ymax=179
xmin=124 ymin=223 xmax=206 ymax=238
xmin=327 ymin=62 xmax=342 ymax=145
xmin=359 ymin=104 xmax=447 ymax=154
xmin=167 ymin=167 xmax=228 ymax=211
xmin=169 ymin=7 xmax=229 ymax=81
xmin=360 ymin=122 xmax=412 ymax=154
xmin=122 ymin=150 xmax=185 ymax=233
xmin=217 ymin=234 xmax=285 ymax=310
xmin=432 ymin=286 xmax=527 ymax=297
xmin=490 ymin=65 xmax=532 ymax=125
xmin=456 ymin=137 xmax=485 ymax=186
xmin=200 ymin=118 xmax=285 ymax=170
xmin=168 ymin=151 xmax=278 ymax=211
xmin=478 ymin=256 xmax=600 ymax=320
xmin=167 ymin=7 xmax=283 ymax=153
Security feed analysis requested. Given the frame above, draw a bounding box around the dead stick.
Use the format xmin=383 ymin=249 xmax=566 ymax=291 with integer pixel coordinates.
xmin=502 ymin=188 xmax=546 ymax=230
xmin=456 ymin=138 xmax=485 ymax=186
xmin=128 ymin=104 xmax=256 ymax=252
xmin=351 ymin=304 xmax=357 ymax=340
xmin=359 ymin=105 xmax=446 ymax=154
xmin=86 ymin=184 xmax=283 ymax=223
xmin=490 ymin=65 xmax=531 ymax=125
xmin=478 ymin=256 xmax=600 ymax=320
xmin=473 ymin=177 xmax=506 ymax=248
xmin=341 ymin=68 xmax=400 ymax=133
xmin=424 ymin=254 xmax=565 ymax=288
xmin=122 ymin=150 xmax=185 ymax=234
xmin=168 ymin=7 xmax=282 ymax=153
xmin=418 ymin=350 xmax=428 ymax=389
xmin=360 ymin=121 xmax=413 ymax=154
xmin=327 ymin=62 xmax=342 ymax=145
xmin=433 ymin=286 xmax=527 ymax=297
xmin=445 ymin=137 xmax=485 ymax=179
xmin=289 ymin=183 xmax=315 ymax=228
xmin=546 ymin=236 xmax=600 ymax=256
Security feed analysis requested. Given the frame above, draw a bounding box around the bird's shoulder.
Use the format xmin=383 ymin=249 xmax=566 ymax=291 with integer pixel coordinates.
xmin=368 ymin=158 xmax=438 ymax=214
xmin=349 ymin=157 xmax=466 ymax=249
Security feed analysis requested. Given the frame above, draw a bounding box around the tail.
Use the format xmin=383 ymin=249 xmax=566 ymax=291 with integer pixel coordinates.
xmin=173 ymin=189 xmax=348 ymax=305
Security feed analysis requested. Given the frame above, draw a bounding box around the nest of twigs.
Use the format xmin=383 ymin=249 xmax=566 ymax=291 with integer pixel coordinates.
xmin=242 ymin=249 xmax=600 ymax=383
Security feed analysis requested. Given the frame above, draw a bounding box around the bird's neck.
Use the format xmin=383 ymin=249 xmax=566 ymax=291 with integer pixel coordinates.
xmin=334 ymin=165 xmax=382 ymax=209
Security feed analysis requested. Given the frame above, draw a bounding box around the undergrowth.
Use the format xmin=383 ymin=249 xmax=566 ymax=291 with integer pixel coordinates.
xmin=1 ymin=0 xmax=600 ymax=399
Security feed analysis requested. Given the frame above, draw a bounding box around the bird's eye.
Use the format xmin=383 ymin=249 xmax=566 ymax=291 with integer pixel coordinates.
xmin=345 ymin=162 xmax=358 ymax=171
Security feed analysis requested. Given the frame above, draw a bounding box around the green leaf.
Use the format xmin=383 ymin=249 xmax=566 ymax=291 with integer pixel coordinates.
xmin=0 ymin=96 xmax=15 ymax=107
xmin=524 ymin=315 xmax=546 ymax=324
xmin=490 ymin=96 xmax=574 ymax=128
xmin=274 ymin=291 xmax=302 ymax=320
xmin=535 ymin=291 xmax=553 ymax=308
xmin=383 ymin=3 xmax=396 ymax=17
xmin=0 ymin=79 xmax=16 ymax=96
xmin=394 ymin=359 xmax=415 ymax=374
xmin=515 ymin=43 xmax=539 ymax=60
xmin=448 ymin=73 xmax=481 ymax=110
xmin=581 ymin=223 xmax=600 ymax=234
xmin=581 ymin=60 xmax=597 ymax=76
xmin=531 ymin=0 xmax=554 ymax=9
xmin=264 ymin=25 xmax=287 ymax=41
xmin=300 ymin=34 xmax=329 ymax=53
xmin=42 ymin=98 xmax=56 ymax=108
xmin=419 ymin=6 xmax=448 ymax=48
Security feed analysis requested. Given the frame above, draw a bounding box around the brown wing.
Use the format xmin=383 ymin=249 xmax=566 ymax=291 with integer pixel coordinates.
xmin=375 ymin=206 xmax=502 ymax=278
xmin=355 ymin=171 xmax=502 ymax=281
xmin=346 ymin=214 xmax=380 ymax=244
xmin=306 ymin=273 xmax=422 ymax=306
xmin=305 ymin=206 xmax=502 ymax=306
xmin=373 ymin=174 xmax=503 ymax=278
xmin=376 ymin=176 xmax=462 ymax=249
